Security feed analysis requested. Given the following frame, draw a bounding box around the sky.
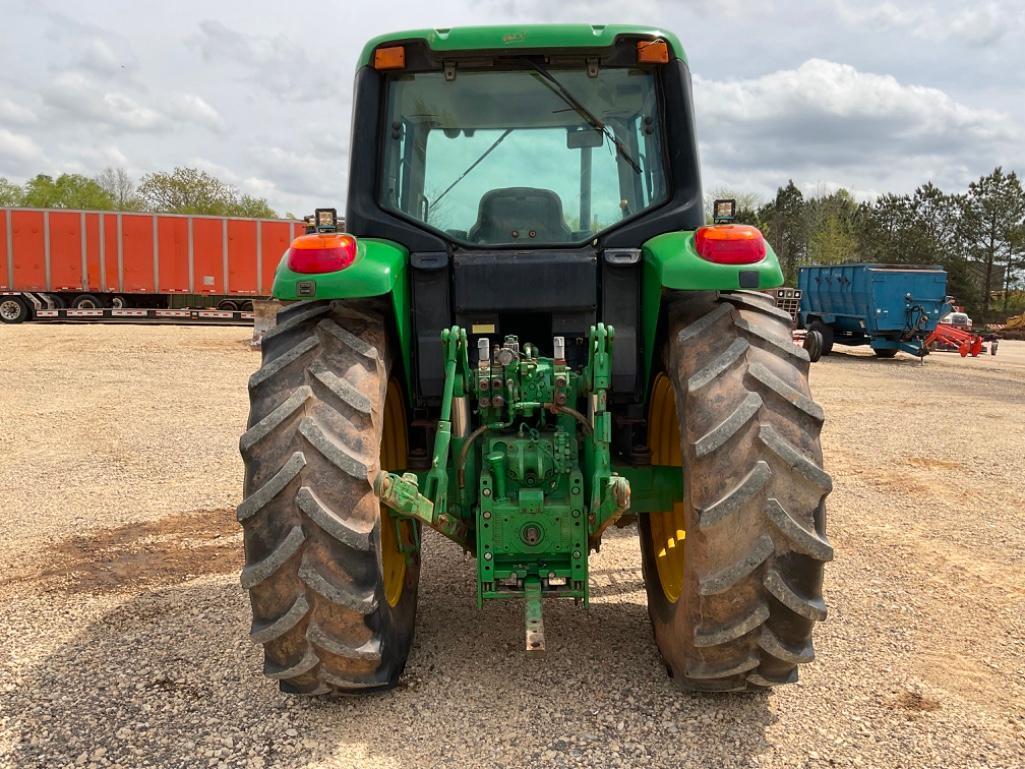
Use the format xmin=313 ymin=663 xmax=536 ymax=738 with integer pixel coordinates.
xmin=1 ymin=0 xmax=1023 ymax=215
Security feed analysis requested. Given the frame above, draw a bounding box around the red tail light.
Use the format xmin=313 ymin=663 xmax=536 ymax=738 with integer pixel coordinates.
xmin=694 ymin=225 xmax=767 ymax=265
xmin=286 ymin=233 xmax=357 ymax=274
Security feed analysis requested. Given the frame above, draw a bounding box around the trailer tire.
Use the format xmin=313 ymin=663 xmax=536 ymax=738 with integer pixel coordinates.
xmin=238 ymin=299 xmax=419 ymax=694
xmin=640 ymin=291 xmax=832 ymax=691
xmin=803 ymin=330 xmax=823 ymax=362
xmin=218 ymin=299 xmax=240 ymax=311
xmin=874 ymin=348 xmax=898 ymax=359
xmin=111 ymin=296 xmax=126 ymax=309
xmin=71 ymin=294 xmax=104 ymax=309
xmin=0 ymin=296 xmax=30 ymax=324
xmin=808 ymin=320 xmax=833 ymax=356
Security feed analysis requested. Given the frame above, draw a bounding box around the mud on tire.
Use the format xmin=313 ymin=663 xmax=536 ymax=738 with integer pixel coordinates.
xmin=238 ymin=300 xmax=419 ymax=694
xmin=640 ymin=291 xmax=833 ymax=691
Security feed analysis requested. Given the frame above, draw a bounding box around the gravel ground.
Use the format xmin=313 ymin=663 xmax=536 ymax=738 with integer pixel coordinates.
xmin=0 ymin=324 xmax=1023 ymax=769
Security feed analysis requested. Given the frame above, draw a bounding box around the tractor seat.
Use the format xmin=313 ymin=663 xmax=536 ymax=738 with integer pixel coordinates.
xmin=468 ymin=187 xmax=572 ymax=244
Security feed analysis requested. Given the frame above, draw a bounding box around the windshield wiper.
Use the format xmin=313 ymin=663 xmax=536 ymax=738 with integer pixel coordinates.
xmin=431 ymin=128 xmax=514 ymax=210
xmin=527 ymin=61 xmax=642 ymax=174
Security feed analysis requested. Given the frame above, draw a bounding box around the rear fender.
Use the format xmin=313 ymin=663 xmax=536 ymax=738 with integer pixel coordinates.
xmin=271 ymin=237 xmax=411 ymax=396
xmin=640 ymin=229 xmax=784 ymax=390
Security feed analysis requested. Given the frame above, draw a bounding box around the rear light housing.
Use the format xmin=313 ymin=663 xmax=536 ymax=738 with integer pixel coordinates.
xmin=694 ymin=225 xmax=767 ymax=265
xmin=286 ymin=233 xmax=357 ymax=274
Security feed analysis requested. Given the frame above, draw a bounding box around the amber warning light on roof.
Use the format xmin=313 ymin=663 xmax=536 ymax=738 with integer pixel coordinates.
xmin=637 ymin=39 xmax=669 ymax=64
xmin=374 ymin=46 xmax=406 ymax=70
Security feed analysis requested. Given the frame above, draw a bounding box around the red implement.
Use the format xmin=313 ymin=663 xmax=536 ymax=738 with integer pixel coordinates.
xmin=925 ymin=323 xmax=984 ymax=357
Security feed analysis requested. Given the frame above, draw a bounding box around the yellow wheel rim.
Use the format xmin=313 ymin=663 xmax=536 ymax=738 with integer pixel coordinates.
xmin=380 ymin=379 xmax=409 ymax=608
xmin=647 ymin=373 xmax=686 ymax=603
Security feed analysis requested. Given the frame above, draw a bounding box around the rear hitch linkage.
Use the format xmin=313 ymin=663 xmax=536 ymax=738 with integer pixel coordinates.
xmin=375 ymin=323 xmax=636 ymax=651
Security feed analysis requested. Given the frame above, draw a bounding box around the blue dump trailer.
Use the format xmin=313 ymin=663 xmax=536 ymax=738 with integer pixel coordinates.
xmin=798 ymin=264 xmax=951 ymax=358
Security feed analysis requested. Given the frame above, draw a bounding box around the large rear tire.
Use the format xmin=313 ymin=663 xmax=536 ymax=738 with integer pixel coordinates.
xmin=640 ymin=291 xmax=833 ymax=691
xmin=238 ymin=300 xmax=419 ymax=694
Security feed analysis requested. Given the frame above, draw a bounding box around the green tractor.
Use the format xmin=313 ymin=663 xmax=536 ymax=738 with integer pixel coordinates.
xmin=238 ymin=25 xmax=832 ymax=695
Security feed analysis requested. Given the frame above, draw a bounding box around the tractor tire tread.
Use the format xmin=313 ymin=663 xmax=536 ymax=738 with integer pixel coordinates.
xmin=249 ymin=593 xmax=309 ymax=644
xmin=236 ymin=452 xmax=306 ymax=523
xmin=696 ymin=461 xmax=771 ymax=530
xmin=238 ymin=300 xmax=418 ymax=694
xmin=239 ymin=525 xmax=306 ymax=589
xmin=641 ymin=291 xmax=831 ymax=691
xmin=239 ymin=387 xmax=313 ymax=457
xmin=698 ymin=533 xmax=775 ymax=595
xmin=747 ymin=361 xmax=825 ymax=424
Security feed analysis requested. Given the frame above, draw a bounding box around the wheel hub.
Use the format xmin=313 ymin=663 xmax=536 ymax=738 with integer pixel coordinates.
xmin=646 ymin=373 xmax=686 ymax=603
xmin=0 ymin=299 xmax=22 ymax=320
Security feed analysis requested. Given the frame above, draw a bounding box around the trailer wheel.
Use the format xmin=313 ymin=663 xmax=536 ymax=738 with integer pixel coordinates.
xmin=241 ymin=300 xmax=255 ymax=312
xmin=874 ymin=348 xmax=898 ymax=359
xmin=111 ymin=296 xmax=126 ymax=309
xmin=0 ymin=296 xmax=30 ymax=324
xmin=71 ymin=294 xmax=104 ymax=309
xmin=803 ymin=330 xmax=823 ymax=362
xmin=238 ymin=300 xmax=419 ymax=694
xmin=808 ymin=320 xmax=833 ymax=356
xmin=218 ymin=299 xmax=239 ymax=311
xmin=640 ymin=291 xmax=832 ymax=691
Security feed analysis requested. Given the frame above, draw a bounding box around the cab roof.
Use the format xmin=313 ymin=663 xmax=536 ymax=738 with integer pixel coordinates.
xmin=357 ymin=24 xmax=686 ymax=67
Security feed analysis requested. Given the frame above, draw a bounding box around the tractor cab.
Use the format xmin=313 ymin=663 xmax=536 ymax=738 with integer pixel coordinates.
xmin=340 ymin=28 xmax=708 ymax=410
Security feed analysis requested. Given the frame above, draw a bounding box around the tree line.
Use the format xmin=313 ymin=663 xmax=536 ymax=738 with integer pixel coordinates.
xmin=0 ymin=167 xmax=278 ymax=219
xmin=719 ymin=167 xmax=1025 ymax=319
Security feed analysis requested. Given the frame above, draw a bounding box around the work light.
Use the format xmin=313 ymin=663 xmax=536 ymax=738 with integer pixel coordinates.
xmin=315 ymin=208 xmax=338 ymax=231
xmin=713 ymin=199 xmax=736 ymax=224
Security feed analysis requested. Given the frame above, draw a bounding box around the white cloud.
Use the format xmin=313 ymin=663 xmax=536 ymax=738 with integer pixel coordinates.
xmin=0 ymin=130 xmax=45 ymax=174
xmin=79 ymin=37 xmax=127 ymax=76
xmin=247 ymin=144 xmax=344 ymax=200
xmin=0 ymin=98 xmax=38 ymax=126
xmin=832 ymin=1 xmax=921 ymax=29
xmin=188 ymin=157 xmax=242 ymax=185
xmin=947 ymin=5 xmax=1006 ymax=46
xmin=61 ymin=143 xmax=130 ymax=169
xmin=189 ymin=20 xmax=345 ymax=103
xmin=40 ymin=72 xmax=228 ymax=135
xmin=695 ymin=58 xmax=1023 ymax=198
xmin=170 ymin=94 xmax=225 ymax=132
xmin=697 ymin=58 xmax=1017 ymax=161
xmin=241 ymin=176 xmax=278 ymax=197
xmin=832 ymin=0 xmax=1019 ymax=45
xmin=43 ymin=72 xmax=167 ymax=131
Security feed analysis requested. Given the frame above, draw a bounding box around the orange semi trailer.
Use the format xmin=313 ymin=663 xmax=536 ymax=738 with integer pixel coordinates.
xmin=0 ymin=207 xmax=305 ymax=323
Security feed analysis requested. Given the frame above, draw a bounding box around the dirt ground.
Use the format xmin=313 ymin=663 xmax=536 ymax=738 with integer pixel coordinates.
xmin=0 ymin=324 xmax=1023 ymax=769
